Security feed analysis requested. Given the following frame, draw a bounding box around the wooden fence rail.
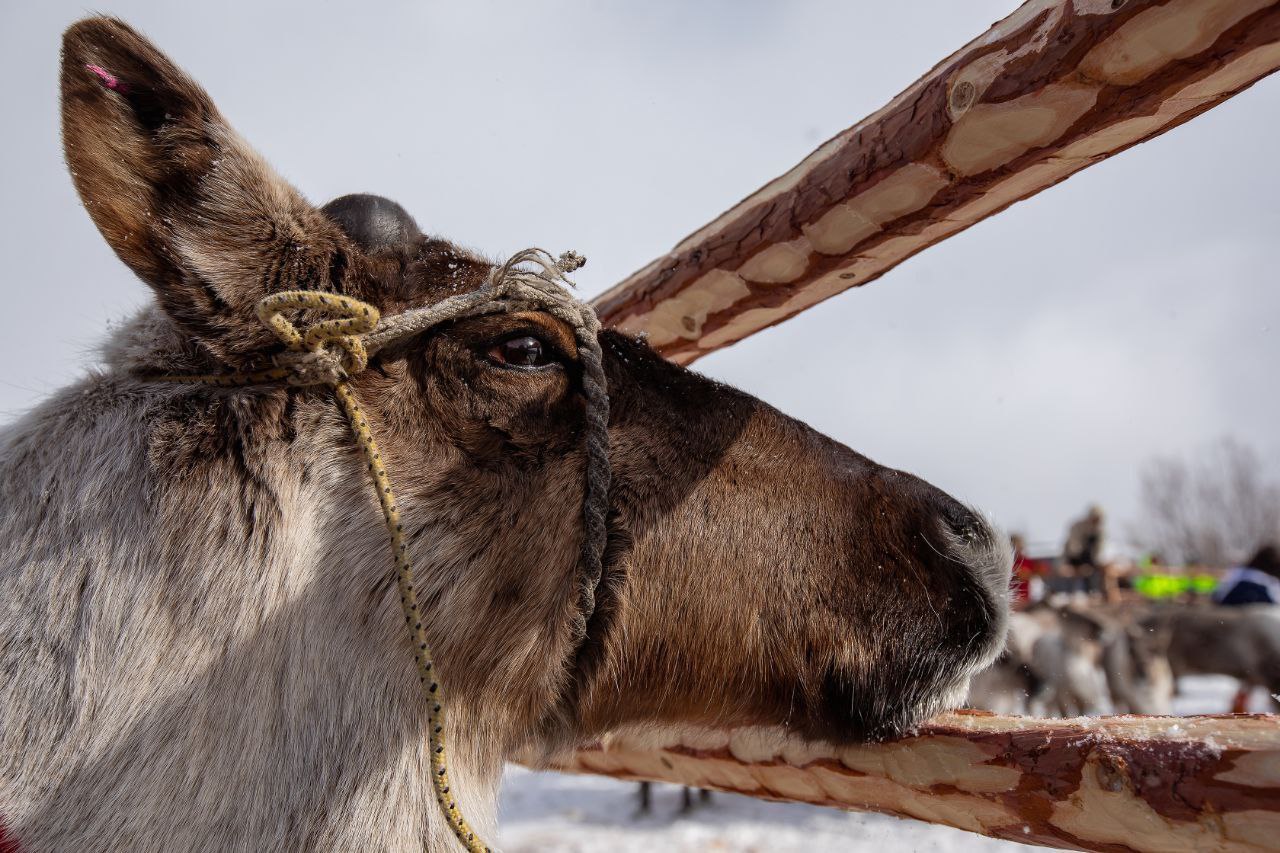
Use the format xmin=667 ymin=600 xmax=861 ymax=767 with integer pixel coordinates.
xmin=593 ymin=0 xmax=1280 ymax=365
xmin=566 ymin=2 xmax=1280 ymax=850
xmin=536 ymin=711 xmax=1280 ymax=851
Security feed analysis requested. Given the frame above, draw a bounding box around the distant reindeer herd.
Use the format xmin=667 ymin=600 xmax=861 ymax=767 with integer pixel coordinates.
xmin=969 ymin=598 xmax=1280 ymax=718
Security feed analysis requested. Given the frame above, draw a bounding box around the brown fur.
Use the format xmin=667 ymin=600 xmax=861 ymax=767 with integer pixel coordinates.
xmin=0 ymin=18 xmax=1010 ymax=851
xmin=1147 ymin=605 xmax=1280 ymax=706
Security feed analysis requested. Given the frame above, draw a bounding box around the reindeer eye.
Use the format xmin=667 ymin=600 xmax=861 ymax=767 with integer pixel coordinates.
xmin=489 ymin=335 xmax=554 ymax=368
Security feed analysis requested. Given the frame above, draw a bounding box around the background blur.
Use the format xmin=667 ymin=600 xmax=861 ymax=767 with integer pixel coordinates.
xmin=2 ymin=1 xmax=1277 ymax=553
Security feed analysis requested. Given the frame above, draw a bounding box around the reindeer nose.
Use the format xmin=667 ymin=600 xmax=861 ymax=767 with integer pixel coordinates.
xmin=936 ymin=496 xmax=986 ymax=544
xmin=879 ymin=467 xmax=988 ymax=546
xmin=907 ymin=478 xmax=1010 ymax=620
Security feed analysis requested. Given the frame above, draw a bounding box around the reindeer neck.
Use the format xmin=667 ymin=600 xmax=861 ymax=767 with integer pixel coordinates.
xmin=0 ymin=343 xmax=500 ymax=851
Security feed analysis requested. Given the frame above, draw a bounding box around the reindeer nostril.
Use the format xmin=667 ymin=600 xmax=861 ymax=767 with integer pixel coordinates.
xmin=939 ymin=500 xmax=983 ymax=544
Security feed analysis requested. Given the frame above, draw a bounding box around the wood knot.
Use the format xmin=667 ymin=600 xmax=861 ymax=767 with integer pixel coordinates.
xmin=1095 ymin=751 xmax=1131 ymax=794
xmin=950 ymin=80 xmax=977 ymax=115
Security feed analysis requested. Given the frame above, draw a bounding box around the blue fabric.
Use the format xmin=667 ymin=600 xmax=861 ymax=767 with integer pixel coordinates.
xmin=1215 ymin=566 xmax=1280 ymax=605
xmin=1219 ymin=579 xmax=1279 ymax=606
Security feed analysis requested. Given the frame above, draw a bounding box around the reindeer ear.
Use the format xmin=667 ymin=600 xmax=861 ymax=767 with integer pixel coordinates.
xmin=61 ymin=17 xmax=357 ymax=362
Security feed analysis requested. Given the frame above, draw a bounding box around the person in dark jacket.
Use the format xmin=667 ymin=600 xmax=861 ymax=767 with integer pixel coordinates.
xmin=1062 ymin=505 xmax=1106 ymax=595
xmin=1215 ymin=544 xmax=1280 ymax=606
xmin=1212 ymin=543 xmax=1280 ymax=712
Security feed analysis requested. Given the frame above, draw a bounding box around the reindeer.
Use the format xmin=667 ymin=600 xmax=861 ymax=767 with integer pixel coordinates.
xmin=1144 ymin=605 xmax=1280 ymax=710
xmin=967 ymin=608 xmax=1106 ymax=717
xmin=967 ymin=602 xmax=1173 ymax=717
xmin=0 ymin=18 xmax=1010 ymax=852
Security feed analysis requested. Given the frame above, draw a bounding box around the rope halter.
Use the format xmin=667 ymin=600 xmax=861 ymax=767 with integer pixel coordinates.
xmin=153 ymin=248 xmax=610 ymax=853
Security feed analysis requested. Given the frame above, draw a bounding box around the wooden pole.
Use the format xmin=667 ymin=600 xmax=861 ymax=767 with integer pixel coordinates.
xmin=594 ymin=0 xmax=1280 ymax=364
xmin=537 ymin=711 xmax=1280 ymax=851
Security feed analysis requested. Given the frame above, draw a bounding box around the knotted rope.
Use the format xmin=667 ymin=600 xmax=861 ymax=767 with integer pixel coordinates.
xmin=153 ymin=249 xmax=610 ymax=853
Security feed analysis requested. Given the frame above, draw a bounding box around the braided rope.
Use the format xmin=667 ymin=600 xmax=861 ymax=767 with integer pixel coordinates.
xmin=363 ymin=249 xmax=610 ymax=642
xmin=151 ymin=250 xmax=610 ymax=853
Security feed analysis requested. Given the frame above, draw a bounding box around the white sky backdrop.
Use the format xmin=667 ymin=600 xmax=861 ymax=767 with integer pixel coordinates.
xmin=3 ymin=1 xmax=1278 ymax=552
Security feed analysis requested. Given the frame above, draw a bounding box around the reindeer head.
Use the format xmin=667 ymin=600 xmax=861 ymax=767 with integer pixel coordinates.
xmin=52 ymin=14 xmax=1010 ymax=844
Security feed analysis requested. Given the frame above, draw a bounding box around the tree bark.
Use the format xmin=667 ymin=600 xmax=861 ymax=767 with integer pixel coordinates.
xmin=536 ymin=711 xmax=1280 ymax=851
xmin=593 ymin=0 xmax=1280 ymax=365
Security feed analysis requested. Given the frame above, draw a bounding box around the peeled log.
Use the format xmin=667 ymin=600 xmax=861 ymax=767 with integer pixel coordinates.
xmin=535 ymin=711 xmax=1280 ymax=851
xmin=594 ymin=0 xmax=1280 ymax=364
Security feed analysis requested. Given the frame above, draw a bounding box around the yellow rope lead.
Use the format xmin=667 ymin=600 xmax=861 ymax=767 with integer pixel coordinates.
xmin=256 ymin=291 xmax=374 ymax=374
xmin=332 ymin=382 xmax=486 ymax=852
xmin=156 ymin=290 xmax=490 ymax=853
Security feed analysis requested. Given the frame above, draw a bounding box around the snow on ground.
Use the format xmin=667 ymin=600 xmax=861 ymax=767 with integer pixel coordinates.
xmin=1172 ymin=674 xmax=1275 ymax=715
xmin=498 ymin=676 xmax=1260 ymax=851
xmin=498 ymin=765 xmax=1038 ymax=852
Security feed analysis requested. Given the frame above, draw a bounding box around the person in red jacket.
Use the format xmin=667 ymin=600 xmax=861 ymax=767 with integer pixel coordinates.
xmin=1009 ymin=534 xmax=1047 ymax=608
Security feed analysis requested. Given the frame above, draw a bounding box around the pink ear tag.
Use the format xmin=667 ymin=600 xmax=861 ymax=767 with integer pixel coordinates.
xmin=86 ymin=64 xmax=127 ymax=93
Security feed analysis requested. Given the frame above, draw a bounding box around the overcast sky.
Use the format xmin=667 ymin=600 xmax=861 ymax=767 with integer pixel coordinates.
xmin=3 ymin=1 xmax=1278 ymax=553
